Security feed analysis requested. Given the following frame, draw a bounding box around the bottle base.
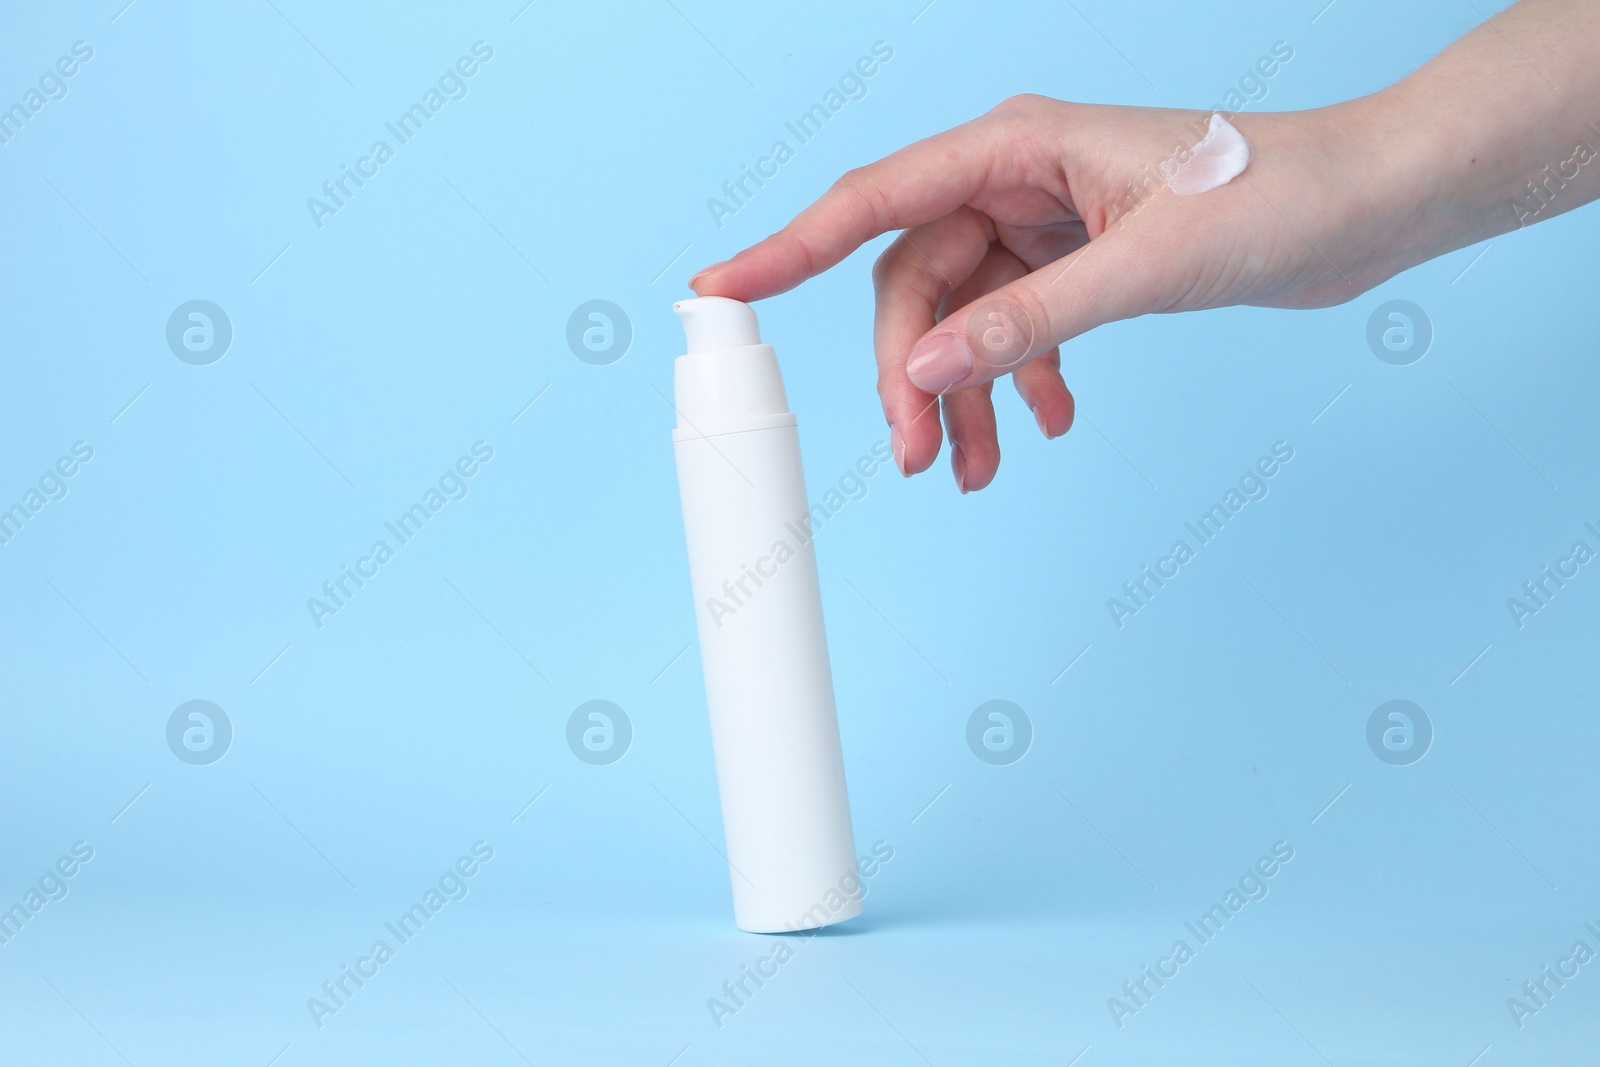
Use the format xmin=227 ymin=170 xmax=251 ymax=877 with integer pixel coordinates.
xmin=735 ymin=894 xmax=864 ymax=935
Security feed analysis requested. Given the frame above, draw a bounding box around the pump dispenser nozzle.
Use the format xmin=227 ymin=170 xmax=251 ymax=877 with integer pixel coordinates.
xmin=674 ymin=296 xmax=761 ymax=353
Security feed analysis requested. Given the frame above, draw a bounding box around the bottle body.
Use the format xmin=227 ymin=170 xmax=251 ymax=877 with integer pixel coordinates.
xmin=671 ymin=301 xmax=859 ymax=934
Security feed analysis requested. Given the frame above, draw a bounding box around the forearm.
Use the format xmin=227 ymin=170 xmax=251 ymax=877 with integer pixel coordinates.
xmin=1367 ymin=0 xmax=1600 ymax=272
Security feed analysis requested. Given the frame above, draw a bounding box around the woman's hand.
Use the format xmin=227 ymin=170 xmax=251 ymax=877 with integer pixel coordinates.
xmin=689 ymin=95 xmax=1399 ymax=491
xmin=691 ymin=0 xmax=1600 ymax=494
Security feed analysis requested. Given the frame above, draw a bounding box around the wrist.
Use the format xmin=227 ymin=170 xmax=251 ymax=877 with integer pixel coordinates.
xmin=1314 ymin=89 xmax=1479 ymax=291
xmin=1350 ymin=1 xmax=1600 ymax=274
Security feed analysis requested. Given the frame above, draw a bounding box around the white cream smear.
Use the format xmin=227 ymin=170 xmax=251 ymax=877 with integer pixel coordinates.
xmin=1163 ymin=113 xmax=1252 ymax=195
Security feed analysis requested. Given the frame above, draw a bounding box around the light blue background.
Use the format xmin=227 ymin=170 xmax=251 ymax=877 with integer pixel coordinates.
xmin=3 ymin=0 xmax=1597 ymax=1063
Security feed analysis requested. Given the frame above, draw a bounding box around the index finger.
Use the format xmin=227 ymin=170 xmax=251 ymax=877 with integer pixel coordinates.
xmin=689 ymin=116 xmax=996 ymax=301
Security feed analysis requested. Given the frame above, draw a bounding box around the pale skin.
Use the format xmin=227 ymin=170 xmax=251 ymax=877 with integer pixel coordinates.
xmin=689 ymin=0 xmax=1600 ymax=492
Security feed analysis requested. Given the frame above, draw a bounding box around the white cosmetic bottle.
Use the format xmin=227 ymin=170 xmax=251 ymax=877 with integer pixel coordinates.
xmin=671 ymin=296 xmax=860 ymax=934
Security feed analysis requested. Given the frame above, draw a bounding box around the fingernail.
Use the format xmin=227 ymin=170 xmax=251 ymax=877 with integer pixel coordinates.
xmin=688 ymin=261 xmax=726 ymax=290
xmin=889 ymin=423 xmax=907 ymax=477
xmin=1033 ymin=404 xmax=1052 ymax=439
xmin=906 ymin=334 xmax=973 ymax=393
xmin=951 ymin=442 xmax=968 ymax=494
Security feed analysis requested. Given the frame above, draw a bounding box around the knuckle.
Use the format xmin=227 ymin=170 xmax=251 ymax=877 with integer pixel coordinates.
xmin=1008 ymin=287 xmax=1052 ymax=354
xmin=875 ymin=376 xmax=894 ymax=406
xmin=836 ymin=164 xmax=871 ymax=187
xmin=962 ymin=285 xmax=1048 ymax=372
xmin=777 ymin=227 xmax=823 ymax=285
xmin=872 ymin=235 xmax=945 ymax=301
xmin=989 ymin=92 xmax=1050 ymax=117
xmin=870 ymin=245 xmax=896 ymax=290
xmin=834 ymin=166 xmax=895 ymax=227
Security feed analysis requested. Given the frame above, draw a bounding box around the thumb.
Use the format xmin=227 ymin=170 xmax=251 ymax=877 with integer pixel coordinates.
xmin=903 ymin=235 xmax=1158 ymax=394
